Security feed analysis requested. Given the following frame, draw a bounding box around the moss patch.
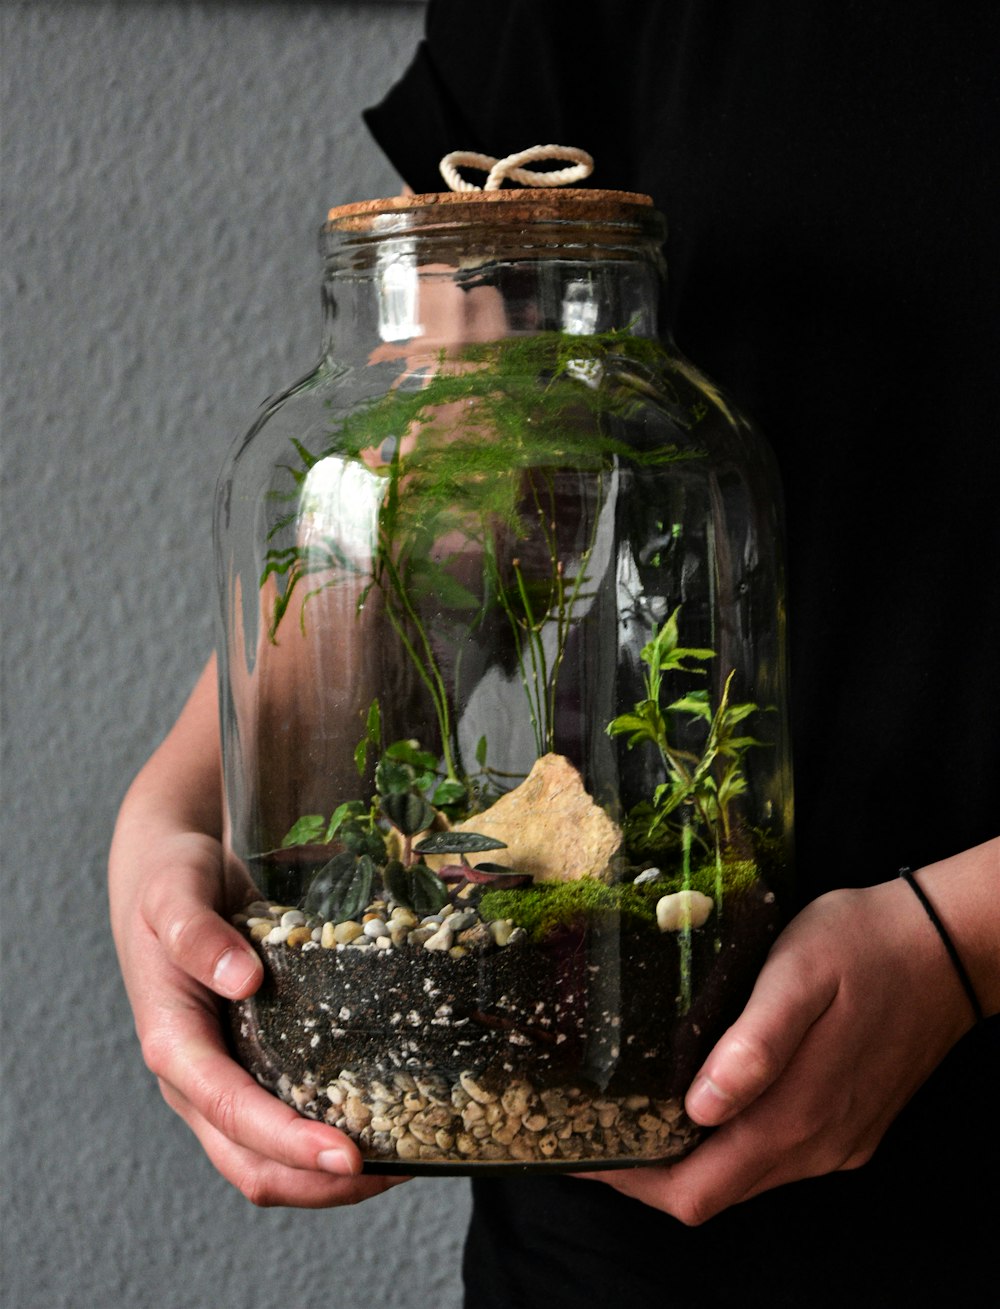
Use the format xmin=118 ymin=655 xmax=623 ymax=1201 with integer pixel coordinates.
xmin=478 ymin=860 xmax=759 ymax=942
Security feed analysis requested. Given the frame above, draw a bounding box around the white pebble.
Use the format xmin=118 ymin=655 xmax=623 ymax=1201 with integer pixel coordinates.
xmin=656 ymin=890 xmax=715 ymax=932
xmin=423 ymin=923 xmax=454 ymax=952
xmin=634 ymin=867 xmax=662 ymax=885
xmin=363 ymin=918 xmax=387 ymax=939
xmin=489 ymin=918 xmax=515 ymax=947
xmin=280 ymin=910 xmax=307 ymax=929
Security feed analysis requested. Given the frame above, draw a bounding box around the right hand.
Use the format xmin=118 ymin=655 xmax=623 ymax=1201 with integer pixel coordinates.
xmin=109 ymin=660 xmax=407 ymax=1207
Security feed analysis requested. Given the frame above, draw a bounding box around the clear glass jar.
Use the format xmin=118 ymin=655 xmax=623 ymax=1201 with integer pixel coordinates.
xmin=216 ymin=190 xmax=792 ymax=1173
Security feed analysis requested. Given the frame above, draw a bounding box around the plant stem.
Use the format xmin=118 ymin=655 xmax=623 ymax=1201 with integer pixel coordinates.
xmin=380 ymin=551 xmax=459 ymax=782
xmin=678 ymin=813 xmax=693 ymax=1015
xmin=512 ymin=559 xmax=548 ymax=755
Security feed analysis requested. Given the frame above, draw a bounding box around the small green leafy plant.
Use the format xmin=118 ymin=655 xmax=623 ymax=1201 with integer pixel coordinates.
xmin=278 ymin=717 xmax=526 ymax=920
xmin=607 ymin=607 xmax=764 ymax=862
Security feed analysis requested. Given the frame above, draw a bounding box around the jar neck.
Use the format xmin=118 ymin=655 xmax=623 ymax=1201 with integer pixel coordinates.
xmin=322 ymin=251 xmax=662 ymax=360
xmin=319 ymin=204 xmax=666 ymax=363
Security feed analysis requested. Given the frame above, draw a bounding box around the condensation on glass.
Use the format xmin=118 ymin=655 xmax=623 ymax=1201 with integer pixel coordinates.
xmin=215 ymin=190 xmax=793 ymax=1173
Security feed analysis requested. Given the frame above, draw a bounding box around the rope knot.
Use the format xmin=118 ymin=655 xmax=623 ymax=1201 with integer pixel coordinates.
xmin=439 ymin=145 xmax=594 ymax=193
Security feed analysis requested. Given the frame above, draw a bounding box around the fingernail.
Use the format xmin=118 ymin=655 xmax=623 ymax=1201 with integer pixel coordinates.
xmin=317 ymin=1146 xmax=355 ymax=1175
xmin=212 ymin=948 xmax=260 ymax=997
xmin=687 ymin=1075 xmax=734 ymax=1124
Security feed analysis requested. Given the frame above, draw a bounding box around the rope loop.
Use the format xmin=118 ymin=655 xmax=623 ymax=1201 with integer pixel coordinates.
xmin=439 ymin=145 xmax=594 ymax=193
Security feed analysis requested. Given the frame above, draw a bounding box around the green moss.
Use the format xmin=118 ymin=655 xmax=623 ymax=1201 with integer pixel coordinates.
xmin=478 ymin=859 xmax=759 ymax=941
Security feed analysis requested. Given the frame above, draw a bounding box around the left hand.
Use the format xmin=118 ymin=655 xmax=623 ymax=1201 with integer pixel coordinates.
xmin=579 ymin=856 xmax=996 ymax=1225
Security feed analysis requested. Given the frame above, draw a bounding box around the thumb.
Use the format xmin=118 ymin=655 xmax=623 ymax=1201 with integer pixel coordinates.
xmin=685 ymin=934 xmax=838 ymax=1126
xmin=140 ymin=834 xmax=264 ymax=1000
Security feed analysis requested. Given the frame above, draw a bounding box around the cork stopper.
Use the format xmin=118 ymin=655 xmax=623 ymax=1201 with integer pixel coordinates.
xmin=325 ymin=189 xmax=657 ymax=233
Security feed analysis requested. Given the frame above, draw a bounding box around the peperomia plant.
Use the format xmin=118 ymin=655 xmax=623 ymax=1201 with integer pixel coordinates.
xmin=279 ymin=727 xmax=524 ymax=920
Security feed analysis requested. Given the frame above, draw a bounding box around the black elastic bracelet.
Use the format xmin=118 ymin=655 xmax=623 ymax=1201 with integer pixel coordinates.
xmin=898 ymin=867 xmax=984 ymax=1023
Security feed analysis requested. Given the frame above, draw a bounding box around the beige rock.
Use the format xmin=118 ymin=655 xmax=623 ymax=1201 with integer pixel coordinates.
xmin=446 ymin=754 xmax=622 ymax=883
xmin=344 ymin=1094 xmax=371 ymax=1134
xmin=333 ymin=920 xmax=365 ymax=944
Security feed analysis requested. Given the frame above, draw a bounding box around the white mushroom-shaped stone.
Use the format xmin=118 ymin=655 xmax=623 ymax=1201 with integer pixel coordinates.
xmin=656 ymin=889 xmax=715 ymax=932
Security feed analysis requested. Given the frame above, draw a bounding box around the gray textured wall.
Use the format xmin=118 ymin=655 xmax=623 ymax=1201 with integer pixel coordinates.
xmin=2 ymin=4 xmax=474 ymax=1306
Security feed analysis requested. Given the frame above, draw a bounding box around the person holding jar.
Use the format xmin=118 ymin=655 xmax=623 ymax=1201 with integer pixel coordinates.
xmin=110 ymin=3 xmax=999 ymax=1304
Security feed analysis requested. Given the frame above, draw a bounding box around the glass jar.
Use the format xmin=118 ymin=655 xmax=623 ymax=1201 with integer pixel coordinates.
xmin=216 ymin=189 xmax=792 ymax=1173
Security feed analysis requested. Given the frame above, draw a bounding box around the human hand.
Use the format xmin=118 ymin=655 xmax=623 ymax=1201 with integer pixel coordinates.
xmin=109 ymin=662 xmax=407 ymax=1208
xmin=581 ymin=843 xmax=998 ymax=1225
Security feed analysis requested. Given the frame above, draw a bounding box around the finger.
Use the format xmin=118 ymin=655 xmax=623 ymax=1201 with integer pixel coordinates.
xmin=140 ymin=838 xmax=263 ymax=1000
xmin=583 ymin=1082 xmax=867 ymax=1227
xmin=165 ymin=1088 xmax=411 ymax=1208
xmin=142 ymin=999 xmax=367 ymax=1176
xmin=575 ymin=1111 xmax=808 ymax=1226
xmin=684 ymin=934 xmax=839 ymax=1126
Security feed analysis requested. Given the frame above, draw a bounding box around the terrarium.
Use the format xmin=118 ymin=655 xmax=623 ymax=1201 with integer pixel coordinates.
xmin=216 ymin=185 xmax=792 ymax=1173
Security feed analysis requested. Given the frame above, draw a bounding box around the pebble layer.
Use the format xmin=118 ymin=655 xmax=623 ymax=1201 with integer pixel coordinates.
xmin=233 ymin=892 xmax=527 ymax=959
xmin=272 ymin=1066 xmax=697 ymax=1168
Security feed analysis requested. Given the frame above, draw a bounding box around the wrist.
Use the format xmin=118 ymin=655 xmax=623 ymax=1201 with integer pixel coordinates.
xmin=909 ymin=837 xmax=1000 ymax=1020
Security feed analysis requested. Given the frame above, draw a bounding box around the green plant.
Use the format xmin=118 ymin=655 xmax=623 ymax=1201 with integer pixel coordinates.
xmin=278 ymin=728 xmax=525 ymax=919
xmin=607 ymin=610 xmax=765 ymax=1018
xmin=261 ymin=328 xmax=701 ymax=786
xmin=607 ymin=607 xmax=764 ymax=861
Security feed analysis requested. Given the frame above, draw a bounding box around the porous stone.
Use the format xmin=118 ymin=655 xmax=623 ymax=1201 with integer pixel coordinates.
xmin=442 ymin=753 xmax=622 ymax=882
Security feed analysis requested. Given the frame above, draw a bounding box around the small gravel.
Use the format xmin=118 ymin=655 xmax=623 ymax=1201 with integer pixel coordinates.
xmin=271 ymin=1067 xmax=696 ymax=1167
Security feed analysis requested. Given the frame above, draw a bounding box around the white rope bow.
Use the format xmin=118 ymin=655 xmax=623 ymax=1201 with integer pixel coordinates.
xmin=439 ymin=144 xmax=594 ymax=193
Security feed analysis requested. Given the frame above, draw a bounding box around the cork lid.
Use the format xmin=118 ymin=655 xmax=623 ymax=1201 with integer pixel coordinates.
xmin=325 ymin=189 xmax=658 ymax=231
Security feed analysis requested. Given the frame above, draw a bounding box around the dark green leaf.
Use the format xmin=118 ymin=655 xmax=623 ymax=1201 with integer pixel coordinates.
xmin=375 ymin=757 xmax=418 ymax=796
xmin=475 ymin=735 xmax=488 ymax=767
xmin=414 ymin=831 xmax=508 ymax=855
xmin=304 ymin=852 xmax=376 ymax=922
xmin=383 ymin=860 xmax=449 ymax=916
xmin=340 ymin=824 xmax=387 ymax=861
xmin=380 ymin=791 xmax=436 ymax=837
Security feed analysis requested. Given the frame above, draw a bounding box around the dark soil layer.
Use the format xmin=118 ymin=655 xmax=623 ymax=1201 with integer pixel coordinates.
xmin=230 ymin=882 xmax=780 ymax=1107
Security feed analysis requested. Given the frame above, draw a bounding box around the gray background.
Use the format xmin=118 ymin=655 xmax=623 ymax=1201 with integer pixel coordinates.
xmin=2 ymin=4 xmax=477 ymax=1306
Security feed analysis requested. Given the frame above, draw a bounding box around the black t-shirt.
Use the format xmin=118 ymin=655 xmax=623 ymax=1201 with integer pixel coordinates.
xmin=365 ymin=3 xmax=999 ymax=1303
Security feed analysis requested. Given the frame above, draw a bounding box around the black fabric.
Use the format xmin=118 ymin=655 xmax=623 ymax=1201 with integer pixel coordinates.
xmin=365 ymin=3 xmax=1000 ymax=1304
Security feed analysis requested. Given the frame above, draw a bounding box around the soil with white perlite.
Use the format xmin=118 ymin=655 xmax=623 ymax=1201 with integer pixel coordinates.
xmin=228 ymin=880 xmax=780 ymax=1174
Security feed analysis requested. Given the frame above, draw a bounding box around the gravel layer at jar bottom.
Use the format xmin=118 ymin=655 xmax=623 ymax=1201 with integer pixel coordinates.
xmin=267 ymin=1066 xmax=698 ymax=1171
xmin=228 ymin=882 xmax=779 ymax=1172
